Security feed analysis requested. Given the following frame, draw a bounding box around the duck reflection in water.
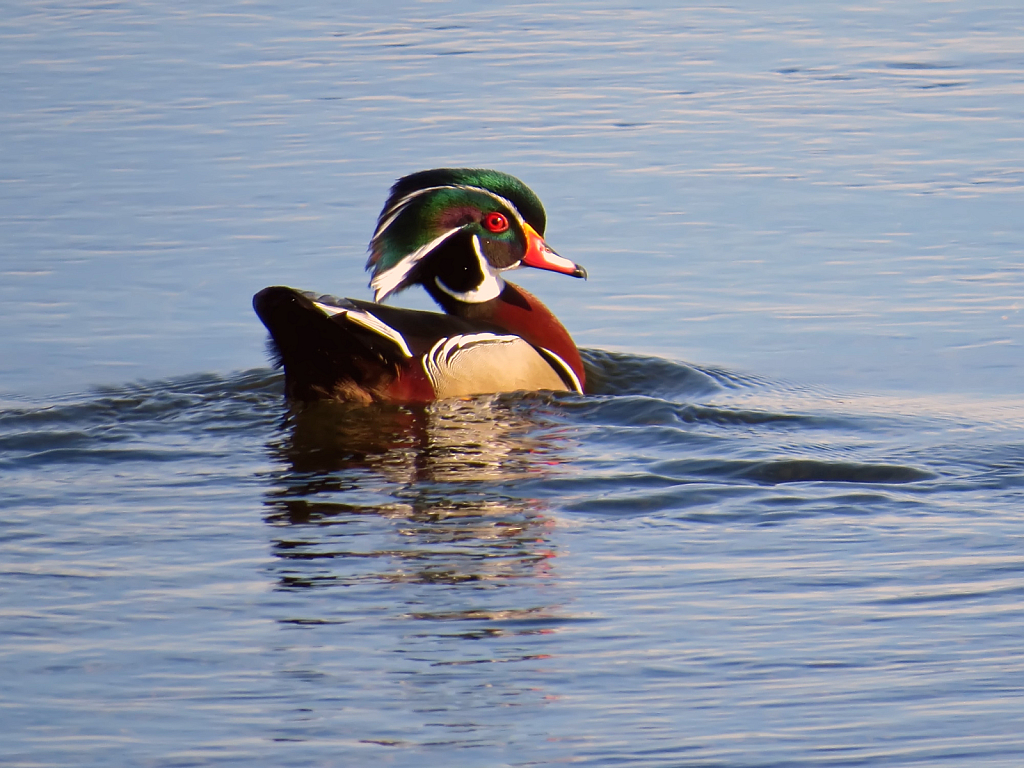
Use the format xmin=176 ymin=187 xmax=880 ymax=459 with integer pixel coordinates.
xmin=262 ymin=393 xmax=571 ymax=595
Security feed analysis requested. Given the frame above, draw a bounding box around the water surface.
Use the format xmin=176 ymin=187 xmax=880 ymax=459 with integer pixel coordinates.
xmin=2 ymin=2 xmax=1023 ymax=766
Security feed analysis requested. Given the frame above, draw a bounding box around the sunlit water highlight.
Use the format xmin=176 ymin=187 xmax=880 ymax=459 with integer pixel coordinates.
xmin=2 ymin=1 xmax=1024 ymax=766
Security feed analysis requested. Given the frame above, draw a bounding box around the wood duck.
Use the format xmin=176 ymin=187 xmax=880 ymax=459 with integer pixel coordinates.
xmin=254 ymin=168 xmax=588 ymax=404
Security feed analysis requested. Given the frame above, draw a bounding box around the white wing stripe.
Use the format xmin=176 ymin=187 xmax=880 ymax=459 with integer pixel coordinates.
xmin=313 ymin=302 xmax=345 ymax=317
xmin=313 ymin=302 xmax=413 ymax=358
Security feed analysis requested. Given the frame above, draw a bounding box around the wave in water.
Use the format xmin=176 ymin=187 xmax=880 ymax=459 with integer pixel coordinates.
xmin=3 ymin=349 xmax=1013 ymax=525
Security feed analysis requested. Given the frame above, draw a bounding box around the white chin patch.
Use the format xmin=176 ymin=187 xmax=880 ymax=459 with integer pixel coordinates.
xmin=433 ymin=235 xmax=505 ymax=303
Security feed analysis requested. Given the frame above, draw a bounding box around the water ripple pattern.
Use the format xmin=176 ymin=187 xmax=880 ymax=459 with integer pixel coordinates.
xmin=3 ymin=354 xmax=1024 ymax=766
xmin=2 ymin=1 xmax=1024 ymax=767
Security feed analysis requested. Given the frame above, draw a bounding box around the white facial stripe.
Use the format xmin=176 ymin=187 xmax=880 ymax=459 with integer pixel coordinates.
xmin=372 ymin=185 xmax=450 ymax=242
xmin=434 ymin=274 xmax=504 ymax=303
xmin=370 ymin=183 xmax=529 ymax=243
xmin=370 ymin=227 xmax=461 ymax=303
xmin=459 ymin=186 xmax=528 ymax=228
xmin=433 ymin=234 xmax=505 ymax=304
xmin=314 ymin=302 xmax=413 ymax=358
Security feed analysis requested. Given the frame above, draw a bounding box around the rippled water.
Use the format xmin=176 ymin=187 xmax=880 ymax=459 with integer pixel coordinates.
xmin=4 ymin=359 xmax=1024 ymax=766
xmin=3 ymin=1 xmax=1024 ymax=766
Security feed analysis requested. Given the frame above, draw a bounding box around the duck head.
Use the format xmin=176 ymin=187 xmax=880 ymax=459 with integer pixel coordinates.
xmin=366 ymin=168 xmax=586 ymax=308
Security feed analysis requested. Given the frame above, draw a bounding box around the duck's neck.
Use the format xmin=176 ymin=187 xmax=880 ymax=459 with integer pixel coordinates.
xmin=425 ymin=280 xmax=585 ymax=390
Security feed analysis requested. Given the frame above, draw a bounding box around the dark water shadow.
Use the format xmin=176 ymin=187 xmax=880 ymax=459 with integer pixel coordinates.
xmin=582 ymin=348 xmax=730 ymax=399
xmin=0 ymin=368 xmax=283 ymax=470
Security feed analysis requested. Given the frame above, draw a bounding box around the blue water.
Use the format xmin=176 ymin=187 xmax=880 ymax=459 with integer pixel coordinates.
xmin=2 ymin=2 xmax=1024 ymax=766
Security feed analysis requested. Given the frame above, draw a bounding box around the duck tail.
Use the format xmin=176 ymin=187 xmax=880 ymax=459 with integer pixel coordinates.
xmin=253 ymin=287 xmax=404 ymax=403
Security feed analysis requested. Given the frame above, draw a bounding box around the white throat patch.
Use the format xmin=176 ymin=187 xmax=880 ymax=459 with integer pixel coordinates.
xmin=433 ymin=234 xmax=505 ymax=304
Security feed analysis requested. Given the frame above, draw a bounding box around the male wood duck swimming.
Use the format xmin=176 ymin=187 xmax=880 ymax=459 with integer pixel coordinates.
xmin=253 ymin=168 xmax=587 ymax=403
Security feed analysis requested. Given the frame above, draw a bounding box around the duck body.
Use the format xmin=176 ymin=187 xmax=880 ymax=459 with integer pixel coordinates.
xmin=254 ymin=169 xmax=587 ymax=404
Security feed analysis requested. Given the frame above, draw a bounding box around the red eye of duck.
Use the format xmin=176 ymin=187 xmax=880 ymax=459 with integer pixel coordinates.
xmin=483 ymin=212 xmax=510 ymax=233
